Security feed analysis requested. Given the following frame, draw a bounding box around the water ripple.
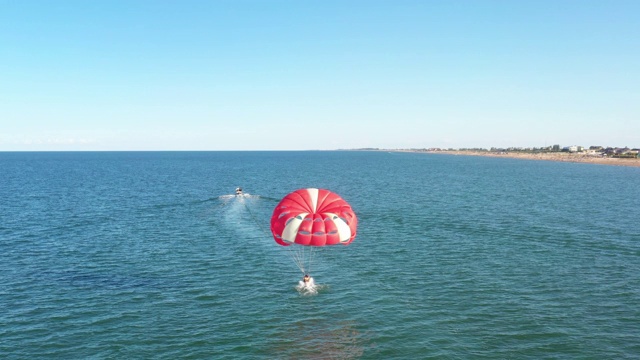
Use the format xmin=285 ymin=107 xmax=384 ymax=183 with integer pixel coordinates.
xmin=1 ymin=152 xmax=639 ymax=359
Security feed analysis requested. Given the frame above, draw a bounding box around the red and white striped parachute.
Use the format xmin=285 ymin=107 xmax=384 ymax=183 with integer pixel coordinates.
xmin=271 ymin=188 xmax=357 ymax=247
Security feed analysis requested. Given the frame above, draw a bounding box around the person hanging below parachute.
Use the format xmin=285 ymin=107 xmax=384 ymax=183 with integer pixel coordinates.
xmin=270 ymin=188 xmax=358 ymax=289
xmin=298 ymin=274 xmax=316 ymax=292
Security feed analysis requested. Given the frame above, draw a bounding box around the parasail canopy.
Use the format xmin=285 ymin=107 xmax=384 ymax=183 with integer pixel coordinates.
xmin=271 ymin=188 xmax=357 ymax=247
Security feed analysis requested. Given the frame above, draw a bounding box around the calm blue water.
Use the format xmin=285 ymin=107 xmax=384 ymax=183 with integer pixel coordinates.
xmin=1 ymin=151 xmax=639 ymax=359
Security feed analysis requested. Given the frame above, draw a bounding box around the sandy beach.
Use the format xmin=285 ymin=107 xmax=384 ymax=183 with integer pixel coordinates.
xmin=426 ymin=150 xmax=640 ymax=167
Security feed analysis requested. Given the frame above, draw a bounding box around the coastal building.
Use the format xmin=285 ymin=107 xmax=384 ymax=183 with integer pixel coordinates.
xmin=585 ymin=148 xmax=602 ymax=156
xmin=564 ymin=145 xmax=583 ymax=153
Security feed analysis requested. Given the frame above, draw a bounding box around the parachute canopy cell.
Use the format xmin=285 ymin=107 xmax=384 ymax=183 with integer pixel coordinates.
xmin=271 ymin=188 xmax=357 ymax=246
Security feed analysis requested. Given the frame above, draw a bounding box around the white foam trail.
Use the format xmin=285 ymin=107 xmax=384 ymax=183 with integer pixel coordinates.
xmin=296 ymin=278 xmax=321 ymax=295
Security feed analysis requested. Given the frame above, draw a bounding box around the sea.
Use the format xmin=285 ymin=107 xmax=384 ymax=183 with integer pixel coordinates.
xmin=1 ymin=151 xmax=638 ymax=359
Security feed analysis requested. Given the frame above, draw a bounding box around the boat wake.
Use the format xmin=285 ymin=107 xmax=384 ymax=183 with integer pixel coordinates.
xmin=218 ymin=193 xmax=261 ymax=204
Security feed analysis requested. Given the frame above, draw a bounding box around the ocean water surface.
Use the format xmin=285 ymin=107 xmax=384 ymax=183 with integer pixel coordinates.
xmin=1 ymin=151 xmax=638 ymax=359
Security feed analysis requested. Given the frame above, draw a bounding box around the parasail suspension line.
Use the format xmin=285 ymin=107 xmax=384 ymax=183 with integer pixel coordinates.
xmin=241 ymin=198 xmax=311 ymax=274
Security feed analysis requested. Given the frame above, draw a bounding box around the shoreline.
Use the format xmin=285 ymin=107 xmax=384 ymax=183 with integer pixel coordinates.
xmin=422 ymin=150 xmax=640 ymax=167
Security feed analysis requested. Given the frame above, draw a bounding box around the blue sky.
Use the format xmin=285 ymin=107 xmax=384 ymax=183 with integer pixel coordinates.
xmin=1 ymin=0 xmax=638 ymax=150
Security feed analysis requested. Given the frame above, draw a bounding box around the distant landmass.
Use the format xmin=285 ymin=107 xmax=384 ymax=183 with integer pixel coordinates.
xmin=345 ymin=146 xmax=640 ymax=167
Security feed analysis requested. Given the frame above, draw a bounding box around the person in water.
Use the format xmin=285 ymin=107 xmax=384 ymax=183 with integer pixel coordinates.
xmin=300 ymin=274 xmax=315 ymax=288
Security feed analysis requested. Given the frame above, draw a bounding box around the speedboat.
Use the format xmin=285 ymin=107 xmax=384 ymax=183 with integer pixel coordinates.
xmin=235 ymin=187 xmax=243 ymax=196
